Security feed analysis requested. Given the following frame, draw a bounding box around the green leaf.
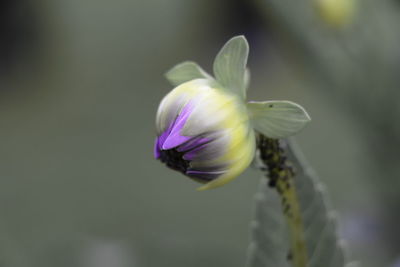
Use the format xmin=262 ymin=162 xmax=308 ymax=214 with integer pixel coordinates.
xmin=165 ymin=61 xmax=212 ymax=87
xmin=213 ymin=35 xmax=249 ymax=99
xmin=246 ymin=139 xmax=351 ymax=267
xmin=246 ymin=178 xmax=290 ymax=267
xmin=287 ymin=140 xmax=350 ymax=267
xmin=247 ymin=101 xmax=311 ymax=139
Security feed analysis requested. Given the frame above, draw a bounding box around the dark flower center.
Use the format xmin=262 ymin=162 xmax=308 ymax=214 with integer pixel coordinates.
xmin=159 ymin=148 xmax=190 ymax=174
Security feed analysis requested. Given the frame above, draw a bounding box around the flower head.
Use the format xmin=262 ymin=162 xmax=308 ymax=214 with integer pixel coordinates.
xmin=154 ymin=36 xmax=311 ymax=190
xmin=155 ymin=79 xmax=255 ymax=190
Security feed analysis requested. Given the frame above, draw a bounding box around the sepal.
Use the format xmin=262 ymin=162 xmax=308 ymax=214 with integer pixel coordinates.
xmin=247 ymin=101 xmax=311 ymax=138
xmin=213 ymin=35 xmax=249 ymax=99
xmin=165 ymin=61 xmax=212 ymax=87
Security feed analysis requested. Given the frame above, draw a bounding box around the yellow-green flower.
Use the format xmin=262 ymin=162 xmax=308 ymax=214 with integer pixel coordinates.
xmin=314 ymin=0 xmax=357 ymax=28
xmin=154 ymin=36 xmax=310 ymax=190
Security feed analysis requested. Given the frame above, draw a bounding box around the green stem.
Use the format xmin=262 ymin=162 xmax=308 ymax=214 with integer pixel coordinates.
xmin=257 ymin=135 xmax=308 ymax=267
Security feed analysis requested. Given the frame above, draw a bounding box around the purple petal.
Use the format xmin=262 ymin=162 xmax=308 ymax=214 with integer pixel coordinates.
xmin=153 ymin=138 xmax=161 ymax=159
xmin=183 ymin=143 xmax=208 ymax=160
xmin=157 ymin=127 xmax=172 ymax=147
xmin=162 ymin=101 xmax=194 ymax=150
xmin=186 ymin=170 xmax=225 ymax=181
xmin=155 ymin=116 xmax=178 ymax=154
xmin=177 ymin=137 xmax=210 ymax=152
xmin=162 ymin=132 xmax=191 ymax=150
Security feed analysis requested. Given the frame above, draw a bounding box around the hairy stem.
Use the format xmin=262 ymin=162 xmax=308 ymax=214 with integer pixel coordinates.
xmin=257 ymin=134 xmax=308 ymax=267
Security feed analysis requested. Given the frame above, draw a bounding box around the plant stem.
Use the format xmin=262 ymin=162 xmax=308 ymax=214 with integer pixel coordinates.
xmin=257 ymin=134 xmax=309 ymax=267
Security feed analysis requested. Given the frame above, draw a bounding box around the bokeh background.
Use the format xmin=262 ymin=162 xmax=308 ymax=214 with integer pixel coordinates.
xmin=0 ymin=0 xmax=399 ymax=266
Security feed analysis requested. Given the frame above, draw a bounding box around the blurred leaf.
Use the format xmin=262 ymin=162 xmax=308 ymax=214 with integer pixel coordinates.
xmin=246 ymin=139 xmax=350 ymax=267
xmin=247 ymin=101 xmax=311 ymax=139
xmin=246 ymin=178 xmax=290 ymax=267
xmin=288 ymin=140 xmax=351 ymax=267
xmin=257 ymin=0 xmax=400 ymax=262
xmin=165 ymin=61 xmax=212 ymax=86
xmin=213 ymin=36 xmax=248 ymax=99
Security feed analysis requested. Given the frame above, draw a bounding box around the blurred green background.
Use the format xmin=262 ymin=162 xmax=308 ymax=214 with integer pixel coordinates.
xmin=0 ymin=0 xmax=399 ymax=266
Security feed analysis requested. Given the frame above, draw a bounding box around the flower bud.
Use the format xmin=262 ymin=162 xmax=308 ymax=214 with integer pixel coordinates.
xmin=154 ymin=36 xmax=310 ymax=191
xmin=154 ymin=79 xmax=256 ymax=190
